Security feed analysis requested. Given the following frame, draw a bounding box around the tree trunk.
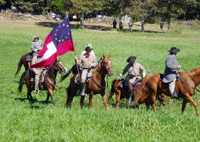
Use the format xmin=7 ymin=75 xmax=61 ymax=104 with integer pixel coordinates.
xmin=141 ymin=20 xmax=145 ymax=32
xmin=168 ymin=20 xmax=171 ymax=31
xmin=80 ymin=12 xmax=84 ymax=29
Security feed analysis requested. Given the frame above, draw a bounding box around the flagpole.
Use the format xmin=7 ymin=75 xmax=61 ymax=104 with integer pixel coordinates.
xmin=73 ymin=48 xmax=80 ymax=78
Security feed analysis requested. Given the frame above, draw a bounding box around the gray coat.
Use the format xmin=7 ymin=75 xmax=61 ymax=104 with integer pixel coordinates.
xmin=31 ymin=39 xmax=43 ymax=52
xmin=162 ymin=54 xmax=178 ymax=83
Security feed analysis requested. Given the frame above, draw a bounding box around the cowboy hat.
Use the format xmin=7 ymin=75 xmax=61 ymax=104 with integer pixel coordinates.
xmin=33 ymin=34 xmax=39 ymax=39
xmin=85 ymin=46 xmax=92 ymax=51
xmin=168 ymin=47 xmax=180 ymax=53
xmin=85 ymin=43 xmax=93 ymax=50
xmin=126 ymin=56 xmax=136 ymax=63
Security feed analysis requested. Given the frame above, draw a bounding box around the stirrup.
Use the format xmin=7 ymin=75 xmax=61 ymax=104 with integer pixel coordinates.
xmin=34 ymin=90 xmax=39 ymax=94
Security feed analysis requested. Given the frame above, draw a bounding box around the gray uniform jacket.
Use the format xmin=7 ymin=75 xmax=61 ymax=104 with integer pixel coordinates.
xmin=122 ymin=62 xmax=146 ymax=83
xmin=31 ymin=39 xmax=43 ymax=52
xmin=77 ymin=53 xmax=98 ymax=69
xmin=162 ymin=54 xmax=178 ymax=83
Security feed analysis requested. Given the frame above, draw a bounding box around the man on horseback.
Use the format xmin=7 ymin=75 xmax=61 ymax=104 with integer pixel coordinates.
xmin=28 ymin=35 xmax=44 ymax=68
xmin=162 ymin=47 xmax=182 ymax=98
xmin=75 ymin=46 xmax=98 ymax=96
xmin=31 ymin=47 xmax=43 ymax=94
xmin=119 ymin=56 xmax=146 ymax=104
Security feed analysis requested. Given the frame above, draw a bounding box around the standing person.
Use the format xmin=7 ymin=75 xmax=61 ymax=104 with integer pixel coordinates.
xmin=119 ymin=22 xmax=123 ymax=30
xmin=162 ymin=47 xmax=182 ymax=98
xmin=160 ymin=21 xmax=164 ymax=32
xmin=28 ymin=35 xmax=44 ymax=68
xmin=112 ymin=19 xmax=117 ymax=29
xmin=75 ymin=46 xmax=98 ymax=96
xmin=119 ymin=56 xmax=146 ymax=104
xmin=31 ymin=47 xmax=43 ymax=94
xmin=81 ymin=43 xmax=95 ymax=56
xmin=128 ymin=21 xmax=133 ymax=31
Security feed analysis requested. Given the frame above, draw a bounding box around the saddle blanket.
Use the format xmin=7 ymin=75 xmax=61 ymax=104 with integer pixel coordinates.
xmin=75 ymin=71 xmax=93 ymax=84
xmin=119 ymin=79 xmax=141 ymax=93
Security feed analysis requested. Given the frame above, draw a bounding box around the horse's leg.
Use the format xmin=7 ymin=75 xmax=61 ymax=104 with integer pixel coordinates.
xmin=101 ymin=92 xmax=109 ymax=111
xmin=116 ymin=90 xmax=121 ymax=109
xmin=66 ymin=84 xmax=77 ymax=108
xmin=80 ymin=96 xmax=85 ymax=109
xmin=48 ymin=89 xmax=56 ymax=106
xmin=151 ymin=94 xmax=157 ymax=113
xmin=88 ymin=91 xmax=94 ymax=110
xmin=145 ymin=102 xmax=150 ymax=111
xmin=182 ymin=98 xmax=188 ymax=113
xmin=184 ymin=93 xmax=199 ymax=116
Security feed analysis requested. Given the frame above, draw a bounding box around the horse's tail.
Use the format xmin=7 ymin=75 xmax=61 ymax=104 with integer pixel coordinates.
xmin=15 ymin=57 xmax=23 ymax=76
xmin=18 ymin=71 xmax=28 ymax=92
xmin=108 ymin=79 xmax=118 ymax=100
xmin=60 ymin=64 xmax=77 ymax=82
xmin=133 ymin=73 xmax=153 ymax=106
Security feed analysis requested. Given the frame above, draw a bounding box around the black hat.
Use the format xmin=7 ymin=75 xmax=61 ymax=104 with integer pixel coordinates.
xmin=85 ymin=46 xmax=92 ymax=51
xmin=168 ymin=47 xmax=180 ymax=53
xmin=126 ymin=56 xmax=136 ymax=63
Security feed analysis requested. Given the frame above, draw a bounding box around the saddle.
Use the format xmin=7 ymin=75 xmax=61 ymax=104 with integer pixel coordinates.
xmin=159 ymin=73 xmax=180 ymax=88
xmin=74 ymin=70 xmax=94 ymax=84
xmin=29 ymin=69 xmax=47 ymax=87
xmin=27 ymin=52 xmax=33 ymax=62
xmin=119 ymin=78 xmax=142 ymax=93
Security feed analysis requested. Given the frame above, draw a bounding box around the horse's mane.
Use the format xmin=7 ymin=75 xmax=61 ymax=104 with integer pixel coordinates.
xmin=181 ymin=67 xmax=200 ymax=79
xmin=46 ymin=66 xmax=54 ymax=78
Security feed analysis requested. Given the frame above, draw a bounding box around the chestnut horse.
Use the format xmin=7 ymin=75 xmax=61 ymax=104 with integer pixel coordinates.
xmin=65 ymin=54 xmax=114 ymax=111
xmin=15 ymin=53 xmax=29 ymax=76
xmin=134 ymin=67 xmax=200 ymax=116
xmin=108 ymin=75 xmax=167 ymax=110
xmin=18 ymin=60 xmax=67 ymax=106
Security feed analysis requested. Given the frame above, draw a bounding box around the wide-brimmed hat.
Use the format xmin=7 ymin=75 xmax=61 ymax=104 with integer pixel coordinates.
xmin=33 ymin=34 xmax=39 ymax=39
xmin=85 ymin=43 xmax=93 ymax=49
xmin=168 ymin=47 xmax=180 ymax=53
xmin=85 ymin=46 xmax=92 ymax=51
xmin=126 ymin=56 xmax=136 ymax=63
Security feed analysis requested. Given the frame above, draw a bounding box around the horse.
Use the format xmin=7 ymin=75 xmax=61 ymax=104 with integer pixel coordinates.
xmin=65 ymin=54 xmax=114 ymax=111
xmin=15 ymin=53 xmax=29 ymax=76
xmin=18 ymin=59 xmax=67 ymax=106
xmin=108 ymin=74 xmax=167 ymax=110
xmin=134 ymin=67 xmax=200 ymax=116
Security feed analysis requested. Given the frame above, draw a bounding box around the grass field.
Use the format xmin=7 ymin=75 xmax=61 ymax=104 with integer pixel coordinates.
xmin=0 ymin=20 xmax=200 ymax=141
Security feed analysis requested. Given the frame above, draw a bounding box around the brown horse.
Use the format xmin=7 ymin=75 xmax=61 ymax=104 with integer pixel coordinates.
xmin=65 ymin=54 xmax=114 ymax=111
xmin=134 ymin=67 xmax=200 ymax=116
xmin=18 ymin=59 xmax=67 ymax=106
xmin=108 ymin=75 xmax=167 ymax=110
xmin=15 ymin=53 xmax=29 ymax=76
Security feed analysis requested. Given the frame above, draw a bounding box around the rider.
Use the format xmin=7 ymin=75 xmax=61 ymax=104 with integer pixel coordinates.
xmin=119 ymin=56 xmax=146 ymax=104
xmin=75 ymin=46 xmax=98 ymax=96
xmin=81 ymin=43 xmax=95 ymax=56
xmin=28 ymin=35 xmax=44 ymax=68
xmin=162 ymin=47 xmax=181 ymax=98
xmin=31 ymin=47 xmax=43 ymax=94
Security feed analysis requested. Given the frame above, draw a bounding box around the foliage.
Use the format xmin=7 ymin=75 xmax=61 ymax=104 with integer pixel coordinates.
xmin=50 ymin=0 xmax=67 ymax=14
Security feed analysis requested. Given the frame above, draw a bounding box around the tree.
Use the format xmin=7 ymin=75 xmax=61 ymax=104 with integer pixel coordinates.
xmin=50 ymin=0 xmax=67 ymax=14
xmin=66 ymin=0 xmax=102 ymax=28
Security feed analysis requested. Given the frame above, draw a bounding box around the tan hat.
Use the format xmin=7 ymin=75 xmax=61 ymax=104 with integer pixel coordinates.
xmin=85 ymin=43 xmax=93 ymax=49
xmin=37 ymin=47 xmax=42 ymax=51
xmin=33 ymin=34 xmax=39 ymax=39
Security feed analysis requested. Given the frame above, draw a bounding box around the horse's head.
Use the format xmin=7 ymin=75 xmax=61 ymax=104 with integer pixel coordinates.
xmin=157 ymin=94 xmax=167 ymax=106
xmin=101 ymin=54 xmax=114 ymax=76
xmin=52 ymin=59 xmax=67 ymax=74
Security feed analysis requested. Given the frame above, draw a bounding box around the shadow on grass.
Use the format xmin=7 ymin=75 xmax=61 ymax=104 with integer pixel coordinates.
xmin=35 ymin=21 xmax=163 ymax=33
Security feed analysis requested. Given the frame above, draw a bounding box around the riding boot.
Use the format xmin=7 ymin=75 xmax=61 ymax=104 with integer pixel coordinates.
xmin=79 ymin=83 xmax=85 ymax=96
xmin=127 ymin=91 xmax=133 ymax=104
xmin=171 ymin=87 xmax=178 ymax=98
xmin=34 ymin=78 xmax=39 ymax=94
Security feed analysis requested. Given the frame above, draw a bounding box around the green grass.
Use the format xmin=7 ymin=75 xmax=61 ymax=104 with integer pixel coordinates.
xmin=0 ymin=20 xmax=200 ymax=141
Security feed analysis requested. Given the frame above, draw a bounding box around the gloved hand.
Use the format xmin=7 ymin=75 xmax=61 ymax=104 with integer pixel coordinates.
xmin=74 ymin=56 xmax=78 ymax=60
xmin=119 ymin=73 xmax=123 ymax=79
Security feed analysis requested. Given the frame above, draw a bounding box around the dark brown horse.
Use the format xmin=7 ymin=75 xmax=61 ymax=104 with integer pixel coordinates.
xmin=108 ymin=74 xmax=167 ymax=110
xmin=15 ymin=53 xmax=29 ymax=76
xmin=18 ymin=59 xmax=67 ymax=106
xmin=134 ymin=67 xmax=200 ymax=116
xmin=65 ymin=54 xmax=114 ymax=111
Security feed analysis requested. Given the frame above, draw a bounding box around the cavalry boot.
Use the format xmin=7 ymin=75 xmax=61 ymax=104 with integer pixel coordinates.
xmin=79 ymin=83 xmax=85 ymax=96
xmin=127 ymin=91 xmax=133 ymax=104
xmin=34 ymin=77 xmax=39 ymax=94
xmin=171 ymin=87 xmax=178 ymax=98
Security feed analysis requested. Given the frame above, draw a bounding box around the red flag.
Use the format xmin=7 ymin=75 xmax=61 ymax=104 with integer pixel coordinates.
xmin=30 ymin=18 xmax=74 ymax=69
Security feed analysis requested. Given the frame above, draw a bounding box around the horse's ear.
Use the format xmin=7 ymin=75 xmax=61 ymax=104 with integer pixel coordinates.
xmin=103 ymin=54 xmax=106 ymax=59
xmin=108 ymin=54 xmax=110 ymax=58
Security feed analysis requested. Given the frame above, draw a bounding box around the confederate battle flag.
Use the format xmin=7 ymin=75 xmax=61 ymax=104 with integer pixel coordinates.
xmin=30 ymin=18 xmax=74 ymax=69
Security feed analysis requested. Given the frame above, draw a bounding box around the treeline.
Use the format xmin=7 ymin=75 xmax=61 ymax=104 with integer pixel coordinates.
xmin=0 ymin=0 xmax=200 ymax=29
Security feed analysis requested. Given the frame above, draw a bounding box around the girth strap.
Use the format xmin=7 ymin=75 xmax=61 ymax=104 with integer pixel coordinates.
xmin=91 ymin=77 xmax=105 ymax=90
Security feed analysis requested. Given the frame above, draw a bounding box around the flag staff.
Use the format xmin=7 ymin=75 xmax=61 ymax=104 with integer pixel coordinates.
xmin=73 ymin=47 xmax=80 ymax=77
